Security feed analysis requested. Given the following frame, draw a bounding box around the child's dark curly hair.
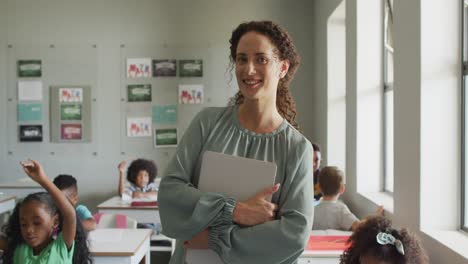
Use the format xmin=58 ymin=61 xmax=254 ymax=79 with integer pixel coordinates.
xmin=228 ymin=20 xmax=301 ymax=130
xmin=2 ymin=192 xmax=92 ymax=264
xmin=127 ymin=158 xmax=157 ymax=185
xmin=340 ymin=216 xmax=428 ymax=264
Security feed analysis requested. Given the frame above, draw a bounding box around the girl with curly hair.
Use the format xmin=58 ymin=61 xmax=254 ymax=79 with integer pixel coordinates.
xmin=117 ymin=158 xmax=158 ymax=199
xmin=340 ymin=216 xmax=429 ymax=264
xmin=159 ymin=21 xmax=314 ymax=263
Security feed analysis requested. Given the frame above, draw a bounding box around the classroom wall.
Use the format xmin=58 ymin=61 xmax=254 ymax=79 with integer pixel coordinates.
xmin=312 ymin=0 xmax=467 ymax=262
xmin=0 ymin=0 xmax=315 ymax=209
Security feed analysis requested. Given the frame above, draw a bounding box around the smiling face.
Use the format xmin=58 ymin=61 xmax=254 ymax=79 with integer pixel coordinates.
xmin=234 ymin=31 xmax=289 ymax=104
xmin=135 ymin=170 xmax=150 ymax=188
xmin=19 ymin=201 xmax=58 ymax=255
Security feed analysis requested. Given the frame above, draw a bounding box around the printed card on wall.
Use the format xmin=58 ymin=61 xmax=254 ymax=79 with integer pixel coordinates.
xmin=154 ymin=128 xmax=178 ymax=147
xmin=153 ymin=59 xmax=177 ymax=77
xmin=127 ymin=58 xmax=152 ymax=78
xmin=18 ymin=103 xmax=42 ymax=122
xmin=60 ymin=104 xmax=82 ymax=121
xmin=179 ymin=60 xmax=203 ymax=77
xmin=18 ymin=60 xmax=42 ymax=77
xmin=178 ymin=84 xmax=204 ymax=104
xmin=127 ymin=117 xmax=152 ymax=137
xmin=59 ymin=88 xmax=83 ymax=103
xmin=127 ymin=84 xmax=152 ymax=102
xmin=18 ymin=81 xmax=43 ymax=101
xmin=61 ymin=124 xmax=82 ymax=140
xmin=19 ymin=125 xmax=43 ymax=142
xmin=152 ymin=105 xmax=177 ymax=124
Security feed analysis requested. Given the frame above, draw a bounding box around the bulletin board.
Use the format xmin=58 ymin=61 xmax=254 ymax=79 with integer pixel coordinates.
xmin=5 ymin=43 xmax=98 ymax=157
xmin=49 ymin=85 xmax=92 ymax=143
xmin=118 ymin=43 xmax=213 ymax=160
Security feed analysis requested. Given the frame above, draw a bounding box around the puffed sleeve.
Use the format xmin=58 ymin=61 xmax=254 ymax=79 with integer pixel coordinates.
xmin=208 ymin=142 xmax=315 ymax=264
xmin=158 ymin=108 xmax=236 ymax=240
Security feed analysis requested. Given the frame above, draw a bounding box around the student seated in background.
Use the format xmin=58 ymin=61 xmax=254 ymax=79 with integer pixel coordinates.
xmin=312 ymin=143 xmax=322 ymax=201
xmin=312 ymin=166 xmax=383 ymax=231
xmin=118 ymin=159 xmax=158 ymax=199
xmin=340 ymin=215 xmax=429 ymax=264
xmin=53 ymin=174 xmax=97 ymax=232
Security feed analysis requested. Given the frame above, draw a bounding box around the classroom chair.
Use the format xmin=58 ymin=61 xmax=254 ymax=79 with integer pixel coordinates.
xmin=93 ymin=213 xmax=138 ymax=229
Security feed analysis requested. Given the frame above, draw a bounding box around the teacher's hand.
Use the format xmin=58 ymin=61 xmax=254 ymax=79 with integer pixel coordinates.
xmin=184 ymin=229 xmax=209 ymax=249
xmin=232 ymin=183 xmax=280 ymax=226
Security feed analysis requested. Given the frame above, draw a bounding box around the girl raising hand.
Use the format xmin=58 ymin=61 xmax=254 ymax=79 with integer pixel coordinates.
xmin=2 ymin=160 xmax=90 ymax=263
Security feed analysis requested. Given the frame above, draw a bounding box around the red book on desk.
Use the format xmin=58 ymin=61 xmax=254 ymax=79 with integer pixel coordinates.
xmin=130 ymin=201 xmax=158 ymax=206
xmin=307 ymin=235 xmax=351 ymax=251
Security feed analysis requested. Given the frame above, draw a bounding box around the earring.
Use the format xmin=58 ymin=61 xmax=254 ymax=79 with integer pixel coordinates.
xmin=52 ymin=226 xmax=59 ymax=240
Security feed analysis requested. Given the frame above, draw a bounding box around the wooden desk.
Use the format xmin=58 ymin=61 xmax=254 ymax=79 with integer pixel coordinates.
xmin=89 ymin=228 xmax=152 ymax=264
xmin=0 ymin=195 xmax=15 ymax=214
xmin=97 ymin=196 xmax=159 ymax=224
xmin=0 ymin=181 xmax=43 ymax=199
xmin=298 ymin=230 xmax=352 ymax=264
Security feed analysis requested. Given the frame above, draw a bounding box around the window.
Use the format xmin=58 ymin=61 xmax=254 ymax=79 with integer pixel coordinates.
xmin=463 ymin=0 xmax=468 ymax=231
xmin=383 ymin=0 xmax=394 ymax=193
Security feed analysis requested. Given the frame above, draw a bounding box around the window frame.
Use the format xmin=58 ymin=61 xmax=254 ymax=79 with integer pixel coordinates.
xmin=462 ymin=0 xmax=468 ymax=232
xmin=383 ymin=0 xmax=394 ymax=194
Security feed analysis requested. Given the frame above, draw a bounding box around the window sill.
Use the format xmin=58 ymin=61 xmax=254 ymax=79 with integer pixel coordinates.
xmin=422 ymin=229 xmax=468 ymax=260
xmin=358 ymin=191 xmax=394 ymax=214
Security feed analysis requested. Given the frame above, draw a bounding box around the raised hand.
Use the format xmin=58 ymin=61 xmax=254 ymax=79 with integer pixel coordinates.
xmin=233 ymin=183 xmax=280 ymax=226
xmin=20 ymin=159 xmax=48 ymax=184
xmin=118 ymin=161 xmax=128 ymax=174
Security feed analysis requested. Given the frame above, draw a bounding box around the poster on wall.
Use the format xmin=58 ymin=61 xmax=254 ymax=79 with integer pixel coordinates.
xmin=152 ymin=59 xmax=177 ymax=77
xmin=18 ymin=103 xmax=43 ymax=122
xmin=154 ymin=128 xmax=178 ymax=147
xmin=17 ymin=60 xmax=42 ymax=77
xmin=127 ymin=84 xmax=152 ymax=102
xmin=127 ymin=58 xmax=152 ymax=78
xmin=179 ymin=60 xmax=203 ymax=77
xmin=178 ymin=84 xmax=204 ymax=104
xmin=18 ymin=81 xmax=43 ymax=101
xmin=127 ymin=117 xmax=152 ymax=137
xmin=59 ymin=88 xmax=83 ymax=103
xmin=152 ymin=105 xmax=177 ymax=124
xmin=19 ymin=125 xmax=43 ymax=142
xmin=60 ymin=104 xmax=82 ymax=121
xmin=61 ymin=124 xmax=82 ymax=140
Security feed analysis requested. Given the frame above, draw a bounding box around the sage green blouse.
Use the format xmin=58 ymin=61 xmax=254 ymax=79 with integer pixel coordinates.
xmin=159 ymin=106 xmax=314 ymax=264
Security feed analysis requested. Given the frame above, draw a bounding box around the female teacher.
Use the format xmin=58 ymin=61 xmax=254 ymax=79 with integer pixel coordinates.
xmin=159 ymin=20 xmax=314 ymax=264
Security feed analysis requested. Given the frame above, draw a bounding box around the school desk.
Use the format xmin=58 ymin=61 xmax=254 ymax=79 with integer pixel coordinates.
xmin=0 ymin=195 xmax=15 ymax=214
xmin=298 ymin=230 xmax=352 ymax=264
xmin=97 ymin=196 xmax=159 ymax=224
xmin=97 ymin=196 xmax=174 ymax=253
xmin=89 ymin=228 xmax=152 ymax=264
xmin=0 ymin=180 xmax=43 ymax=198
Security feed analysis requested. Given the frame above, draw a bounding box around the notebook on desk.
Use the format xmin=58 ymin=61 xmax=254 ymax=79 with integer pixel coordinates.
xmin=307 ymin=235 xmax=351 ymax=251
xmin=186 ymin=151 xmax=277 ymax=264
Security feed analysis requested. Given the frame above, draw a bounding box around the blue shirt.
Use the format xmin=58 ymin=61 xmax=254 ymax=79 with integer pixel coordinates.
xmin=76 ymin=204 xmax=93 ymax=220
